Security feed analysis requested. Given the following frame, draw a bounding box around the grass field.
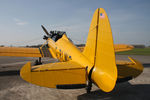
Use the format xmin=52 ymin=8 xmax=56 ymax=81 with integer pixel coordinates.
xmin=116 ymin=48 xmax=150 ymax=55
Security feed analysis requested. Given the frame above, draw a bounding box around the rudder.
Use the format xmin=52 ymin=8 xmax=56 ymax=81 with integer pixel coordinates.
xmin=83 ymin=8 xmax=117 ymax=92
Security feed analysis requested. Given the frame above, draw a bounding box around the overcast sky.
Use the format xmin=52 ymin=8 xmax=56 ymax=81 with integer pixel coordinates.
xmin=0 ymin=0 xmax=150 ymax=46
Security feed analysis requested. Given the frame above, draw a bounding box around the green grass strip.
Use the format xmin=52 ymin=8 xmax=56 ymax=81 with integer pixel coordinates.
xmin=116 ymin=48 xmax=150 ymax=55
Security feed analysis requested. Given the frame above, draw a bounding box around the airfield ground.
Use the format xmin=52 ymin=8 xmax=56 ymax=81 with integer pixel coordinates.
xmin=116 ymin=48 xmax=150 ymax=55
xmin=0 ymin=55 xmax=150 ymax=100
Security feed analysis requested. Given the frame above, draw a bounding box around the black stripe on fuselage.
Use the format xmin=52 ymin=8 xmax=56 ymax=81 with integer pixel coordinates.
xmin=56 ymin=84 xmax=86 ymax=89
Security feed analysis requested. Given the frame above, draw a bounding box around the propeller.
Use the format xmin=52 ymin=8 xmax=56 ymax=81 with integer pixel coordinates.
xmin=41 ymin=25 xmax=66 ymax=41
xmin=41 ymin=25 xmax=50 ymax=36
xmin=41 ymin=25 xmax=53 ymax=40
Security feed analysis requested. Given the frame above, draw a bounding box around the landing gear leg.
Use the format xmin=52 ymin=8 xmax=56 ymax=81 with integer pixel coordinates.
xmin=85 ymin=66 xmax=93 ymax=94
xmin=86 ymin=81 xmax=92 ymax=93
xmin=34 ymin=57 xmax=42 ymax=65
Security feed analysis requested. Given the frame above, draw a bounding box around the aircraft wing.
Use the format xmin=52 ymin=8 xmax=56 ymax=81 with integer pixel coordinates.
xmin=78 ymin=44 xmax=134 ymax=52
xmin=114 ymin=44 xmax=134 ymax=52
xmin=0 ymin=46 xmax=51 ymax=57
xmin=20 ymin=61 xmax=87 ymax=89
xmin=116 ymin=56 xmax=143 ymax=83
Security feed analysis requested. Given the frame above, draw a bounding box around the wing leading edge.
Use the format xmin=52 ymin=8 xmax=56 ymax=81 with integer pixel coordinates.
xmin=78 ymin=44 xmax=134 ymax=52
xmin=0 ymin=46 xmax=52 ymax=57
xmin=0 ymin=47 xmax=42 ymax=57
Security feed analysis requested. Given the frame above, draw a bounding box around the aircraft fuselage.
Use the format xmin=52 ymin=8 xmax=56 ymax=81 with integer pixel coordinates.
xmin=47 ymin=34 xmax=93 ymax=72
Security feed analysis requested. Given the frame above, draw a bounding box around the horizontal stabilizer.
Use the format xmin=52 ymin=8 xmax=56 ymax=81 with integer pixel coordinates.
xmin=116 ymin=56 xmax=143 ymax=80
xmin=20 ymin=61 xmax=86 ymax=89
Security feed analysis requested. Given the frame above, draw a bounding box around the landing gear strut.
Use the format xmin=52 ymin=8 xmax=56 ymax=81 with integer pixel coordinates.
xmin=34 ymin=57 xmax=42 ymax=65
xmin=85 ymin=66 xmax=94 ymax=93
xmin=86 ymin=81 xmax=92 ymax=93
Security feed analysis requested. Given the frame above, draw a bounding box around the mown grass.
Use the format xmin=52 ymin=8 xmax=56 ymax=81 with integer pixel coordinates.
xmin=116 ymin=48 xmax=150 ymax=55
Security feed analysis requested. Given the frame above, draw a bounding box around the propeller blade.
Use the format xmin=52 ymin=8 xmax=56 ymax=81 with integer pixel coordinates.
xmin=41 ymin=25 xmax=50 ymax=36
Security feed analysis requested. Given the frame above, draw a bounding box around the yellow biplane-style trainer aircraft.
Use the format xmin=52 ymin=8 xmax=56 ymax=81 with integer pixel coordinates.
xmin=0 ymin=8 xmax=143 ymax=93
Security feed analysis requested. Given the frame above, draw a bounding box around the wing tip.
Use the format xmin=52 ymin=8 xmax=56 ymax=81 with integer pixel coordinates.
xmin=20 ymin=62 xmax=31 ymax=82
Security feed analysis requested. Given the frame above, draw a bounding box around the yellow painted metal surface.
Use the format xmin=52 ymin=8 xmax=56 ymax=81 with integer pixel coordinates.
xmin=55 ymin=34 xmax=93 ymax=70
xmin=83 ymin=8 xmax=99 ymax=65
xmin=117 ymin=57 xmax=143 ymax=79
xmin=49 ymin=48 xmax=57 ymax=59
xmin=78 ymin=44 xmax=134 ymax=52
xmin=114 ymin=44 xmax=134 ymax=52
xmin=91 ymin=8 xmax=117 ymax=92
xmin=20 ymin=61 xmax=86 ymax=88
xmin=0 ymin=47 xmax=42 ymax=57
xmin=20 ymin=34 xmax=93 ymax=89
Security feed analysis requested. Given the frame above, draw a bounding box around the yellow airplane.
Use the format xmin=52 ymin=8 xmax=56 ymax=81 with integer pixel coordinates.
xmin=0 ymin=8 xmax=143 ymax=93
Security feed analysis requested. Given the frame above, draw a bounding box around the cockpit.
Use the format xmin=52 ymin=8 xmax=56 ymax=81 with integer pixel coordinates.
xmin=43 ymin=30 xmax=66 ymax=42
xmin=50 ymin=31 xmax=66 ymax=42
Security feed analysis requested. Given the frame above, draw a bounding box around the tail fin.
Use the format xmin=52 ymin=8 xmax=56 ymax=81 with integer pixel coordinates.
xmin=83 ymin=8 xmax=99 ymax=64
xmin=83 ymin=8 xmax=117 ymax=92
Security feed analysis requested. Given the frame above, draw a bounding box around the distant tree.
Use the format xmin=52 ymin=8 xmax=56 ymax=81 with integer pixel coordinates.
xmin=0 ymin=45 xmax=4 ymax=47
xmin=132 ymin=44 xmax=145 ymax=48
xmin=26 ymin=45 xmax=29 ymax=47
